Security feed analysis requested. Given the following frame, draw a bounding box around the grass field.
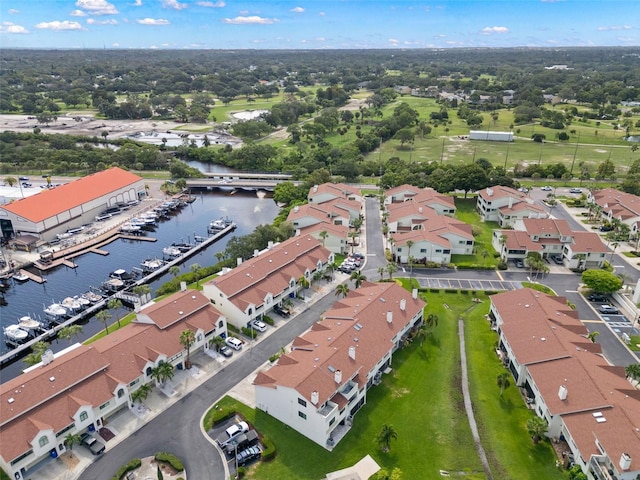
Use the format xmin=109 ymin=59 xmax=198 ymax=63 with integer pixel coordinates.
xmin=452 ymin=198 xmax=500 ymax=267
xmin=209 ymin=289 xmax=564 ymax=480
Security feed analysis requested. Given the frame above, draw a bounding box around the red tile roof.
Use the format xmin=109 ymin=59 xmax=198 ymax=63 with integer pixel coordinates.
xmin=1 ymin=167 xmax=143 ymax=223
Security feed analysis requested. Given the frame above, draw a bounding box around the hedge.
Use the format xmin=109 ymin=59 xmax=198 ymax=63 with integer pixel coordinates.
xmin=260 ymin=435 xmax=277 ymax=461
xmin=203 ymin=404 xmax=236 ymax=430
xmin=111 ymin=458 xmax=142 ymax=480
xmin=154 ymin=452 xmax=184 ymax=472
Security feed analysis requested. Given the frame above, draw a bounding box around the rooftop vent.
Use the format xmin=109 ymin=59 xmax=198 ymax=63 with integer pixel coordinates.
xmin=558 ymin=385 xmax=567 ymax=401
xmin=334 ymin=370 xmax=342 ymax=384
xmin=620 ymin=453 xmax=632 ymax=471
xmin=178 ymin=311 xmax=183 ymax=315
xmin=49 ymin=376 xmax=55 ymax=382
xmin=7 ymin=398 xmax=14 ymax=404
xmin=412 ymin=289 xmax=418 ymax=299
xmin=349 ymin=346 xmax=356 ymax=360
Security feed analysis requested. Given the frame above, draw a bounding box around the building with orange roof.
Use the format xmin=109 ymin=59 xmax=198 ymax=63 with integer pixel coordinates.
xmin=384 ymin=185 xmax=456 ymax=216
xmin=298 ymin=222 xmax=349 ymax=255
xmin=0 ymin=167 xmax=145 ymax=243
xmin=588 ymin=188 xmax=640 ymax=234
xmin=476 ymin=185 xmax=546 ymax=226
xmin=491 ymin=218 xmax=607 ymax=268
xmin=254 ymin=282 xmax=425 ymax=448
xmin=490 ymin=289 xmax=640 ymax=479
xmin=307 ymin=182 xmax=361 ymax=205
xmin=0 ymin=288 xmax=226 ymax=480
xmin=202 ymin=234 xmax=333 ymax=330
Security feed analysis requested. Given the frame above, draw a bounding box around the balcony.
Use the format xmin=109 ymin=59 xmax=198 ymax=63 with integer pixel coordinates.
xmin=590 ymin=457 xmax=615 ymax=480
xmin=319 ymin=401 xmax=337 ymax=418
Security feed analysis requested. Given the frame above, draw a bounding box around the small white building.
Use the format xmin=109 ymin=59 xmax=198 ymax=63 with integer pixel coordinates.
xmin=469 ymin=130 xmax=513 ymax=142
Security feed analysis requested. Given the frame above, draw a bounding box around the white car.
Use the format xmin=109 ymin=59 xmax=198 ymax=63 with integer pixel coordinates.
xmin=251 ymin=320 xmax=267 ymax=332
xmin=225 ymin=336 xmax=243 ymax=350
xmin=541 ymin=186 xmax=553 ymax=191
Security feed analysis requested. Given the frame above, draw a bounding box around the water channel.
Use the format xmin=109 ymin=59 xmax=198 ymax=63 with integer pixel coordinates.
xmin=0 ymin=164 xmax=281 ymax=380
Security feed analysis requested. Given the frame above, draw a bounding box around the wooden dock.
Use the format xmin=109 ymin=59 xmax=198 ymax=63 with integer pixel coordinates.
xmin=89 ymin=248 xmax=110 ymax=256
xmin=119 ymin=234 xmax=157 ymax=242
xmin=18 ymin=269 xmax=46 ymax=284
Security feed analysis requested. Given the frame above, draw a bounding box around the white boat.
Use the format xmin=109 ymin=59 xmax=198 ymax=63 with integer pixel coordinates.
xmin=74 ymin=295 xmax=91 ymax=309
xmin=82 ymin=291 xmax=103 ymax=303
xmin=61 ymin=297 xmax=83 ymax=314
xmin=4 ymin=324 xmax=29 ymax=343
xmin=13 ymin=272 xmax=29 ymax=283
xmin=101 ymin=278 xmax=124 ymax=292
xmin=18 ymin=315 xmax=44 ymax=331
xmin=162 ymin=246 xmax=182 ymax=259
xmin=44 ymin=302 xmax=68 ymax=322
xmin=208 ymin=217 xmax=233 ymax=232
xmin=120 ymin=223 xmax=141 ymax=233
xmin=140 ymin=258 xmax=164 ymax=273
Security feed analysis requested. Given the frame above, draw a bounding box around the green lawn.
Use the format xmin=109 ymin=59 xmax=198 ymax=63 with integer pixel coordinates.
xmin=208 ymin=290 xmax=564 ymax=480
xmin=452 ymin=198 xmax=499 ymax=268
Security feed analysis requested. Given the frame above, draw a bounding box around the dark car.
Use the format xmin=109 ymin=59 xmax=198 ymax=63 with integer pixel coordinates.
xmin=19 ymin=176 xmax=29 ymax=181
xmin=80 ymin=432 xmax=106 ymax=455
xmin=551 ymin=256 xmax=564 ymax=265
xmin=598 ymin=304 xmax=619 ymax=315
xmin=236 ymin=445 xmax=261 ymax=466
xmin=599 ymin=225 xmax=614 ymax=232
xmin=515 ymin=259 xmax=524 ymax=268
xmin=273 ymin=304 xmax=290 ymax=318
xmin=219 ymin=345 xmax=233 ymax=358
xmin=587 ymin=293 xmax=609 ymax=303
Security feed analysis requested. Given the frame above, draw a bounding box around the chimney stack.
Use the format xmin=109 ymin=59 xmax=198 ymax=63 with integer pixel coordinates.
xmin=254 ymin=249 xmax=259 ymax=257
xmin=334 ymin=370 xmax=342 ymax=384
xmin=237 ymin=257 xmax=243 ymax=266
xmin=412 ymin=288 xmax=418 ymax=299
xmin=311 ymin=391 xmax=319 ymax=405
xmin=348 ymin=346 xmax=356 ymax=360
xmin=558 ymin=385 xmax=568 ymax=401
xmin=400 ymin=299 xmax=406 ymax=311
xmin=620 ymin=453 xmax=632 ymax=471
xmin=387 ymin=311 xmax=393 ymax=324
xmin=180 ymin=281 xmax=187 ymax=292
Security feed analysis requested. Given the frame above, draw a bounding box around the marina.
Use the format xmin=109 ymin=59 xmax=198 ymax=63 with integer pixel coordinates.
xmin=0 ymin=188 xmax=279 ymax=378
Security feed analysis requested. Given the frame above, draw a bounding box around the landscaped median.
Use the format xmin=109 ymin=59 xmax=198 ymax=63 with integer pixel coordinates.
xmin=202 ymin=289 xmax=564 ymax=480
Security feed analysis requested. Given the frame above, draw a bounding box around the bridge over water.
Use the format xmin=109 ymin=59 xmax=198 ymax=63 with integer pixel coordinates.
xmin=187 ymin=172 xmax=298 ymax=191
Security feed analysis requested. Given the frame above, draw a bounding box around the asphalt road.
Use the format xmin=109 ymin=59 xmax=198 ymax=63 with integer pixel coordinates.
xmin=79 ymin=193 xmax=638 ymax=480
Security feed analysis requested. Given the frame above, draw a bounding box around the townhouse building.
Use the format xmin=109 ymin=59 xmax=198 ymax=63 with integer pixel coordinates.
xmin=384 ymin=185 xmax=456 ymax=216
xmin=588 ymin=188 xmax=640 ymax=235
xmin=476 ymin=185 xmax=547 ymax=226
xmin=489 ymin=289 xmax=640 ymax=480
xmin=254 ymin=282 xmax=425 ymax=449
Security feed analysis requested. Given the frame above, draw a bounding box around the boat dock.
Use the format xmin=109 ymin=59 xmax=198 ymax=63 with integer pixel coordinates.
xmin=0 ymin=223 xmax=237 ymax=368
xmin=17 ymin=269 xmax=46 ymax=284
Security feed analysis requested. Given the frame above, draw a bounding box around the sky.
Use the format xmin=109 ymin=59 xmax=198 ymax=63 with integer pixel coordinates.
xmin=0 ymin=0 xmax=638 ymax=50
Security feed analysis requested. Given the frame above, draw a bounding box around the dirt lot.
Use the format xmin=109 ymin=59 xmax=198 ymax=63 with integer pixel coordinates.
xmin=0 ymin=113 xmax=209 ymax=139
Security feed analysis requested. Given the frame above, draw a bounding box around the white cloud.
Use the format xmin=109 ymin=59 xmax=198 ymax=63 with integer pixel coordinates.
xmin=315 ymin=36 xmax=325 ymax=42
xmin=291 ymin=7 xmax=304 ymax=13
xmin=196 ymin=1 xmax=225 ymax=7
xmin=87 ymin=18 xmax=118 ymax=25
xmin=597 ymin=25 xmax=631 ymax=31
xmin=161 ymin=0 xmax=187 ymax=10
xmin=8 ymin=9 xmax=19 ymax=14
xmin=319 ymin=11 xmax=325 ymax=16
xmin=481 ymin=26 xmax=509 ymax=34
xmin=132 ymin=0 xmax=142 ymax=5
xmin=388 ymin=38 xmax=399 ymax=45
xmin=75 ymin=0 xmax=118 ymax=15
xmin=222 ymin=16 xmax=277 ymax=24
xmin=36 ymin=20 xmax=83 ymax=30
xmin=70 ymin=10 xmax=87 ymax=16
xmin=137 ymin=17 xmax=170 ymax=25
xmin=0 ymin=22 xmax=29 ymax=34
xmin=112 ymin=42 xmax=120 ymax=46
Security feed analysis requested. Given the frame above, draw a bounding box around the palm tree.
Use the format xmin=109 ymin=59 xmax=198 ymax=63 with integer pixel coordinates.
xmin=107 ymin=298 xmax=123 ymax=328
xmin=58 ymin=324 xmax=83 ymax=344
xmin=325 ymin=262 xmax=336 ymax=280
xmin=190 ymin=262 xmax=202 ymax=286
xmin=150 ymin=361 xmax=175 ymax=387
xmin=4 ymin=176 xmax=16 ymax=188
xmin=496 ymin=372 xmax=511 ymax=397
xmin=133 ymin=284 xmax=152 ymax=303
xmin=587 ymin=331 xmax=600 ymax=343
xmin=179 ymin=329 xmax=196 ymax=368
xmin=526 ymin=417 xmax=548 ymax=444
xmin=406 ymin=240 xmax=414 ymax=276
xmin=335 ymin=283 xmax=350 ymax=299
xmin=169 ymin=265 xmax=181 ymax=279
xmin=378 ymin=266 xmax=385 ymax=281
xmin=297 ymin=275 xmax=310 ymax=292
xmin=95 ymin=309 xmax=112 ymax=335
xmin=414 ymin=323 xmax=428 ymax=347
xmin=210 ymin=335 xmax=225 ymax=352
xmin=386 ymin=262 xmax=398 ymax=281
xmin=350 ymin=270 xmax=367 ymax=289
xmin=376 ymin=424 xmax=398 ymax=452
xmin=425 ymin=313 xmax=439 ymax=332
xmin=130 ymin=383 xmax=152 ymax=405
xmin=64 ymin=432 xmax=82 ymax=454
xmin=319 ymin=230 xmax=328 ymax=247
xmin=625 ymin=363 xmax=640 ymax=383
xmin=23 ymin=352 xmax=43 ymax=367
xmin=609 ymin=241 xmax=619 ymax=263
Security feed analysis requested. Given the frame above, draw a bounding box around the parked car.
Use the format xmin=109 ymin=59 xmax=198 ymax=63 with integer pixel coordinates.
xmin=273 ymin=304 xmax=290 ymax=318
xmin=80 ymin=432 xmax=106 ymax=455
xmin=18 ymin=176 xmax=29 ymax=181
xmin=225 ymin=429 xmax=259 ymax=455
xmin=569 ymin=188 xmax=582 ymax=194
xmin=219 ymin=345 xmax=233 ymax=358
xmin=251 ymin=319 xmax=267 ymax=333
xmin=587 ymin=293 xmax=609 ymax=303
xmin=515 ymin=259 xmax=525 ymax=268
xmin=598 ymin=304 xmax=619 ymax=315
xmin=236 ymin=445 xmax=261 ymax=466
xmin=599 ymin=225 xmax=614 ymax=232
xmin=541 ymin=186 xmax=553 ymax=191
xmin=551 ymin=256 xmax=564 ymax=265
xmin=225 ymin=336 xmax=243 ymax=351
xmin=224 ymin=421 xmax=249 ymax=443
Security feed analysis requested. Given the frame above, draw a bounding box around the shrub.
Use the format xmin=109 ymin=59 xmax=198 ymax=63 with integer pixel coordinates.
xmin=241 ymin=327 xmax=254 ymax=337
xmin=497 ymin=261 xmax=508 ymax=270
xmin=203 ymin=404 xmax=236 ymax=430
xmin=444 ymin=289 xmax=459 ymax=294
xmin=429 ymin=288 xmax=441 ymax=293
xmin=111 ymin=458 xmax=142 ymax=480
xmin=227 ymin=324 xmax=239 ymax=334
xmin=263 ymin=315 xmax=274 ymax=326
xmin=154 ymin=452 xmax=184 ymax=472
xmin=237 ymin=466 xmax=247 ymax=478
xmin=260 ymin=435 xmax=277 ymax=461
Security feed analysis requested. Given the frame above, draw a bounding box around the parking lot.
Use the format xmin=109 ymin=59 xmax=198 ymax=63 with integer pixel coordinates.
xmin=417 ymin=277 xmax=523 ymax=291
xmin=599 ymin=313 xmax=639 ymax=339
xmin=207 ymin=415 xmax=262 ymax=477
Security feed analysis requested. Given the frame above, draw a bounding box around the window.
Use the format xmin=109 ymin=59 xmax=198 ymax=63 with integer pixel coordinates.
xmin=218 ymin=320 xmax=224 ymax=328
xmin=467 ymin=241 xmax=473 ymax=245
xmin=38 ymin=436 xmax=49 ymax=448
xmin=129 ymin=378 xmax=139 ymax=387
xmin=435 ymin=249 xmax=442 ymax=253
xmin=298 ymin=411 xmax=307 ymax=420
xmin=420 ymin=248 xmax=426 ymax=253
xmin=329 ymin=417 xmax=336 ymax=426
xmin=443 ymin=249 xmax=451 ymax=254
xmin=80 ymin=411 xmax=88 ymax=422
xmin=298 ymin=398 xmax=307 ymax=407
xmin=117 ymin=388 xmax=125 ymax=398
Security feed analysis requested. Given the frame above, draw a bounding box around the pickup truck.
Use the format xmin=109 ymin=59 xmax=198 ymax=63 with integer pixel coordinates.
xmin=80 ymin=432 xmax=106 ymax=455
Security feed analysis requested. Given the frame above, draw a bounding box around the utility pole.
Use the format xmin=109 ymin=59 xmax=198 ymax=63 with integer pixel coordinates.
xmin=570 ymin=132 xmax=580 ymax=174
xmin=440 ymin=138 xmax=445 ymax=165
